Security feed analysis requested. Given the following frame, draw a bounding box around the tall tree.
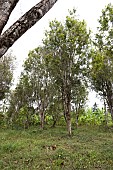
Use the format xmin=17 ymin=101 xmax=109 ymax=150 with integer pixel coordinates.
xmin=43 ymin=10 xmax=90 ymax=135
xmin=23 ymin=47 xmax=54 ymax=129
xmin=90 ymin=4 xmax=113 ymax=121
xmin=7 ymin=73 xmax=35 ymax=128
xmin=0 ymin=0 xmax=58 ymax=58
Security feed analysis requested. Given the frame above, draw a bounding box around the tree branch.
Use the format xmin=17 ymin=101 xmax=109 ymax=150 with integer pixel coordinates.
xmin=0 ymin=0 xmax=58 ymax=58
xmin=0 ymin=0 xmax=19 ymax=34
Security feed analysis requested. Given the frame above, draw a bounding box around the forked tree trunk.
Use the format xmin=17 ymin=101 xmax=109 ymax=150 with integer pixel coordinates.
xmin=0 ymin=0 xmax=58 ymax=58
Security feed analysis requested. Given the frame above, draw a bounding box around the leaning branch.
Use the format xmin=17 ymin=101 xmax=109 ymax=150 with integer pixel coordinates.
xmin=0 ymin=0 xmax=58 ymax=58
xmin=0 ymin=0 xmax=19 ymax=34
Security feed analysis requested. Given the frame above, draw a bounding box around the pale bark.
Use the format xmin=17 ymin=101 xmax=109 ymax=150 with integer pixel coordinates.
xmin=66 ymin=113 xmax=72 ymax=136
xmin=0 ymin=0 xmax=58 ymax=58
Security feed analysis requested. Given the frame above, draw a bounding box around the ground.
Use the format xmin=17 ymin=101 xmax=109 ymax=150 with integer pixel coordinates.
xmin=0 ymin=125 xmax=113 ymax=169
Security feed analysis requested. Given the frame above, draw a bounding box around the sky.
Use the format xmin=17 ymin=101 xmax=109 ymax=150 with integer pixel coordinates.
xmin=4 ymin=0 xmax=113 ymax=107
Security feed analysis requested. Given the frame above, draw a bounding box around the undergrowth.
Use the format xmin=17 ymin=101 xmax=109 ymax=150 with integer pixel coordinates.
xmin=0 ymin=125 xmax=113 ymax=170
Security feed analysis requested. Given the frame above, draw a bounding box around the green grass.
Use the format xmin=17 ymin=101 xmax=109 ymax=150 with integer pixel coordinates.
xmin=0 ymin=125 xmax=113 ymax=170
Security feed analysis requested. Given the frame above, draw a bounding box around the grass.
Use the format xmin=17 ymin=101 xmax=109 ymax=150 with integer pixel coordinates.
xmin=0 ymin=125 xmax=113 ymax=170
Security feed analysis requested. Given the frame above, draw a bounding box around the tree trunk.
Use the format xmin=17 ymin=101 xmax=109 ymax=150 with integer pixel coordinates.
xmin=0 ymin=0 xmax=58 ymax=58
xmin=65 ymin=101 xmax=72 ymax=136
xmin=66 ymin=112 xmax=72 ymax=136
xmin=52 ymin=119 xmax=57 ymax=128
xmin=40 ymin=111 xmax=45 ymax=129
xmin=62 ymin=87 xmax=72 ymax=136
xmin=110 ymin=108 xmax=113 ymax=123
xmin=107 ymin=98 xmax=113 ymax=123
xmin=104 ymin=101 xmax=108 ymax=126
xmin=75 ymin=111 xmax=79 ymax=129
xmin=0 ymin=0 xmax=19 ymax=34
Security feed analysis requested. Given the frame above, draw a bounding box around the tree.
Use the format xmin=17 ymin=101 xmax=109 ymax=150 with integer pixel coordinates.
xmin=7 ymin=73 xmax=34 ymax=128
xmin=0 ymin=0 xmax=58 ymax=58
xmin=72 ymin=83 xmax=88 ymax=128
xmin=90 ymin=4 xmax=113 ymax=121
xmin=22 ymin=47 xmax=54 ymax=129
xmin=43 ymin=10 xmax=90 ymax=135
xmin=0 ymin=53 xmax=14 ymax=101
xmin=47 ymin=96 xmax=63 ymax=127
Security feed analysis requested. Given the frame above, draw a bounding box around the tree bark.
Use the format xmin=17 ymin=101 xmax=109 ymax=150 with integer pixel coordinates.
xmin=75 ymin=111 xmax=79 ymax=129
xmin=63 ymin=94 xmax=72 ymax=136
xmin=0 ymin=0 xmax=19 ymax=34
xmin=0 ymin=0 xmax=58 ymax=58
xmin=40 ymin=111 xmax=45 ymax=129
xmin=110 ymin=108 xmax=113 ymax=123
xmin=52 ymin=119 xmax=57 ymax=128
xmin=66 ymin=112 xmax=72 ymax=136
xmin=104 ymin=100 xmax=108 ymax=125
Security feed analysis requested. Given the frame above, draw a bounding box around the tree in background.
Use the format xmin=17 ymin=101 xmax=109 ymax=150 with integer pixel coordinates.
xmin=72 ymin=82 xmax=88 ymax=128
xmin=0 ymin=0 xmax=58 ymax=58
xmin=90 ymin=3 xmax=113 ymax=121
xmin=23 ymin=47 xmax=54 ymax=129
xmin=7 ymin=73 xmax=34 ymax=128
xmin=0 ymin=53 xmax=14 ymax=101
xmin=43 ymin=10 xmax=90 ymax=135
xmin=0 ymin=53 xmax=15 ymax=126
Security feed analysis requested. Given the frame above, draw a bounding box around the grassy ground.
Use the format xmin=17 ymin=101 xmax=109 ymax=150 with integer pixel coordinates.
xmin=0 ymin=125 xmax=113 ymax=170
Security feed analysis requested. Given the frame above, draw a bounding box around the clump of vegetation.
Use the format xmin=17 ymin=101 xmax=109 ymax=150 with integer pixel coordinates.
xmin=79 ymin=108 xmax=112 ymax=125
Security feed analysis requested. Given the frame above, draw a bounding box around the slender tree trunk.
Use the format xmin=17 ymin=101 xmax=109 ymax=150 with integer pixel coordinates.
xmin=104 ymin=101 xmax=108 ymax=126
xmin=65 ymin=101 xmax=72 ymax=136
xmin=62 ymin=87 xmax=72 ymax=136
xmin=110 ymin=108 xmax=113 ymax=123
xmin=107 ymin=98 xmax=113 ymax=123
xmin=75 ymin=111 xmax=79 ymax=129
xmin=40 ymin=111 xmax=45 ymax=129
xmin=66 ymin=112 xmax=72 ymax=136
xmin=63 ymin=110 xmax=67 ymax=123
xmin=63 ymin=106 xmax=72 ymax=136
xmin=52 ymin=119 xmax=57 ymax=128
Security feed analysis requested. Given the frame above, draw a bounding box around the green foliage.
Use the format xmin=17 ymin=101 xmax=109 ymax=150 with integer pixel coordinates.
xmin=79 ymin=108 xmax=105 ymax=125
xmin=0 ymin=53 xmax=14 ymax=101
xmin=90 ymin=3 xmax=113 ymax=121
xmin=7 ymin=10 xmax=91 ymax=132
xmin=43 ymin=11 xmax=90 ymax=134
xmin=79 ymin=108 xmax=112 ymax=126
